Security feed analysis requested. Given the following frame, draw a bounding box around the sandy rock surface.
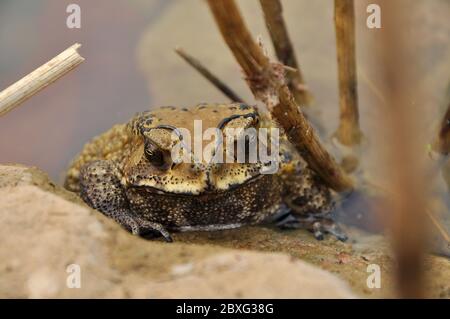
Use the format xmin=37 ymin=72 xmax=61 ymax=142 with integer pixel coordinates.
xmin=142 ymin=252 xmax=354 ymax=298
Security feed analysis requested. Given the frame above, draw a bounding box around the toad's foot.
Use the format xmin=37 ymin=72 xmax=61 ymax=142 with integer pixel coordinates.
xmin=79 ymin=160 xmax=172 ymax=242
xmin=115 ymin=212 xmax=173 ymax=242
xmin=276 ymin=214 xmax=348 ymax=242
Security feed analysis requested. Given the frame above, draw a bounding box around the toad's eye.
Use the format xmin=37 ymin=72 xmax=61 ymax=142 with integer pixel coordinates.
xmin=144 ymin=143 xmax=166 ymax=168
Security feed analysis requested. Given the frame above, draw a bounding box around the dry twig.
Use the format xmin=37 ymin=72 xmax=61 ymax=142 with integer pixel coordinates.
xmin=259 ymin=0 xmax=312 ymax=107
xmin=334 ymin=0 xmax=362 ymax=146
xmin=207 ymin=0 xmax=353 ymax=192
xmin=0 ymin=43 xmax=84 ymax=117
xmin=175 ymin=47 xmax=245 ymax=103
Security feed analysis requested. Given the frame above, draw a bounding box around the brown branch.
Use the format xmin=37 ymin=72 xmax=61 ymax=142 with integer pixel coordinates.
xmin=207 ymin=0 xmax=353 ymax=192
xmin=259 ymin=0 xmax=312 ymax=107
xmin=273 ymin=86 xmax=354 ymax=191
xmin=334 ymin=0 xmax=362 ymax=146
xmin=175 ymin=47 xmax=245 ymax=103
xmin=0 ymin=44 xmax=84 ymax=117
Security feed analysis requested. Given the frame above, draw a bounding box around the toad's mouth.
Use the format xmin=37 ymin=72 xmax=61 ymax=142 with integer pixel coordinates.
xmin=129 ymin=173 xmax=265 ymax=197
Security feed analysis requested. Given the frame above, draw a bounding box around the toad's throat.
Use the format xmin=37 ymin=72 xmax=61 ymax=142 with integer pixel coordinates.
xmin=130 ymin=173 xmax=264 ymax=197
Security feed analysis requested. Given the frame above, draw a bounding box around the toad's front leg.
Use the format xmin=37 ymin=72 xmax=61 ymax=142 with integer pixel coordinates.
xmin=276 ymin=214 xmax=348 ymax=241
xmin=79 ymin=160 xmax=172 ymax=242
xmin=280 ymin=167 xmax=348 ymax=242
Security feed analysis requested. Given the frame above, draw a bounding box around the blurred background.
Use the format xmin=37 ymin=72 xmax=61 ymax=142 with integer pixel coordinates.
xmin=0 ymin=0 xmax=449 ymax=185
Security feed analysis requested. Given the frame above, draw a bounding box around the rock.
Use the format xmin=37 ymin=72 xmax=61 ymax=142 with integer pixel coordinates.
xmin=0 ymin=178 xmax=122 ymax=298
xmin=140 ymin=252 xmax=355 ymax=298
xmin=0 ymin=164 xmax=213 ymax=298
xmin=0 ymin=164 xmax=358 ymax=298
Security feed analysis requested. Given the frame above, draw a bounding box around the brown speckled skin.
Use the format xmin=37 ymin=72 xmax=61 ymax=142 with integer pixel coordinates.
xmin=65 ymin=103 xmax=346 ymax=242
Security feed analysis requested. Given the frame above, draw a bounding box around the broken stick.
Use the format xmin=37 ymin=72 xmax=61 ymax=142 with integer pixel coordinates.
xmin=334 ymin=0 xmax=362 ymax=146
xmin=259 ymin=0 xmax=312 ymax=107
xmin=0 ymin=43 xmax=84 ymax=117
xmin=175 ymin=47 xmax=245 ymax=103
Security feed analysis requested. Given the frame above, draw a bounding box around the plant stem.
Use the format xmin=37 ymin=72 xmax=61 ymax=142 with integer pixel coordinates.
xmin=259 ymin=0 xmax=312 ymax=107
xmin=175 ymin=47 xmax=245 ymax=103
xmin=0 ymin=44 xmax=84 ymax=117
xmin=334 ymin=0 xmax=362 ymax=146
